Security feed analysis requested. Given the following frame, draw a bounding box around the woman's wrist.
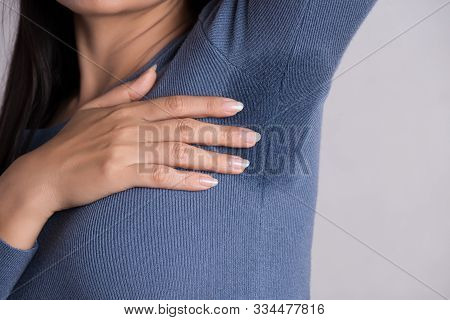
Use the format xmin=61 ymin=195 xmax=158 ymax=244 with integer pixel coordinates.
xmin=0 ymin=201 xmax=48 ymax=250
xmin=0 ymin=156 xmax=54 ymax=250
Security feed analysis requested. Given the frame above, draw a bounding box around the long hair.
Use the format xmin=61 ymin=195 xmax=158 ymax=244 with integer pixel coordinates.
xmin=0 ymin=1 xmax=78 ymax=173
xmin=0 ymin=0 xmax=208 ymax=173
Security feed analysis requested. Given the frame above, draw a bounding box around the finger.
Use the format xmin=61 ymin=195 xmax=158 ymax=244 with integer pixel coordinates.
xmin=124 ymin=164 xmax=219 ymax=191
xmin=82 ymin=65 xmax=157 ymax=110
xmin=138 ymin=118 xmax=261 ymax=148
xmin=131 ymin=95 xmax=244 ymax=122
xmin=137 ymin=142 xmax=250 ymax=174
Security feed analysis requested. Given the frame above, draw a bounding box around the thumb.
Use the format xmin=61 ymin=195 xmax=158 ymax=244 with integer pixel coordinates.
xmin=82 ymin=64 xmax=157 ymax=110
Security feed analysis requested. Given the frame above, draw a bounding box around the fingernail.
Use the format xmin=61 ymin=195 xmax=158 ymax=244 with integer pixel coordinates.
xmin=139 ymin=65 xmax=157 ymax=80
xmin=222 ymin=99 xmax=244 ymax=114
xmin=148 ymin=64 xmax=157 ymax=73
xmin=198 ymin=176 xmax=218 ymax=188
xmin=245 ymin=131 xmax=261 ymax=145
xmin=230 ymin=157 xmax=250 ymax=170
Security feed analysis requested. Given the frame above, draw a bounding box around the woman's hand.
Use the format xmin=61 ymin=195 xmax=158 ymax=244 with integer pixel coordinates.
xmin=0 ymin=67 xmax=260 ymax=249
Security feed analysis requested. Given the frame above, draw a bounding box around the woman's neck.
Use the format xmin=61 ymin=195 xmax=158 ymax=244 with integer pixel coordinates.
xmin=74 ymin=0 xmax=193 ymax=107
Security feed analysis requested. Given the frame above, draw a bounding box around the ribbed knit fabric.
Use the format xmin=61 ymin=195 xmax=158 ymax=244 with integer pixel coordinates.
xmin=0 ymin=0 xmax=375 ymax=299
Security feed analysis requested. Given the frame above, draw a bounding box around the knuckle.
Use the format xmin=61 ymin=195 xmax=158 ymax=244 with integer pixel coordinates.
xmin=110 ymin=125 xmax=137 ymax=142
xmin=106 ymin=145 xmax=125 ymax=163
xmin=165 ymin=95 xmax=185 ymax=114
xmin=126 ymin=86 xmax=140 ymax=101
xmin=149 ymin=166 xmax=169 ymax=184
xmin=171 ymin=142 xmax=191 ymax=163
xmin=100 ymin=157 xmax=118 ymax=179
xmin=174 ymin=118 xmax=195 ymax=140
xmin=109 ymin=107 xmax=133 ymax=120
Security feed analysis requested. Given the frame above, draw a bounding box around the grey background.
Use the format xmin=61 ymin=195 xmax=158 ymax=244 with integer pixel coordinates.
xmin=1 ymin=0 xmax=449 ymax=299
xmin=312 ymin=0 xmax=450 ymax=299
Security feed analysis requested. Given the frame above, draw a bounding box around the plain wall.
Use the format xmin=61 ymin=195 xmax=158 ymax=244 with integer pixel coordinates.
xmin=312 ymin=0 xmax=450 ymax=299
xmin=1 ymin=0 xmax=449 ymax=299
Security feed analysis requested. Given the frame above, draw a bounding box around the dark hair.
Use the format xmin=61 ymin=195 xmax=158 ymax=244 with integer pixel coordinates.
xmin=0 ymin=0 xmax=207 ymax=173
xmin=0 ymin=1 xmax=78 ymax=173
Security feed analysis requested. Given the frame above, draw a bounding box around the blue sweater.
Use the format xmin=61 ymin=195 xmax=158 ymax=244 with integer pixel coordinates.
xmin=0 ymin=0 xmax=375 ymax=299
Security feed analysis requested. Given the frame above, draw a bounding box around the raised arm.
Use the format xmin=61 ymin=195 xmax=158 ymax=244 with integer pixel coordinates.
xmin=199 ymin=0 xmax=376 ymax=96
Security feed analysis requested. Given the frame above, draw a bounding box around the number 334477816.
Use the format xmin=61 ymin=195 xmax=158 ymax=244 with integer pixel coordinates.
xmin=253 ymin=303 xmax=325 ymax=315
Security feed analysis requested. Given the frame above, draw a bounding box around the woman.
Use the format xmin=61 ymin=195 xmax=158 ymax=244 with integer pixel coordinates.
xmin=0 ymin=0 xmax=375 ymax=299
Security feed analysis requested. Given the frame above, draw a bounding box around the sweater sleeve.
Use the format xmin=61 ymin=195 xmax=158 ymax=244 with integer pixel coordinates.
xmin=0 ymin=238 xmax=37 ymax=299
xmin=199 ymin=0 xmax=376 ymax=98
